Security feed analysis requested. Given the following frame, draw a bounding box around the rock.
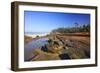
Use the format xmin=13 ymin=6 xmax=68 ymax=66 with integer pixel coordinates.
xmin=41 ymin=44 xmax=49 ymax=52
xmin=59 ymin=53 xmax=70 ymax=60
xmin=36 ymin=35 xmax=39 ymax=38
xmin=53 ymin=41 xmax=60 ymax=46
xmin=48 ymin=38 xmax=53 ymax=44
xmin=65 ymin=40 xmax=74 ymax=47
xmin=32 ymin=49 xmax=60 ymax=61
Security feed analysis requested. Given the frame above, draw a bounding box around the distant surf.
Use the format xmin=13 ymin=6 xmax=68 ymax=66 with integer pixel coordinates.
xmin=25 ymin=32 xmax=50 ymax=38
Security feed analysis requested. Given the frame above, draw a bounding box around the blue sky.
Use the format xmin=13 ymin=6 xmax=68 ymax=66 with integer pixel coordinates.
xmin=24 ymin=11 xmax=90 ymax=33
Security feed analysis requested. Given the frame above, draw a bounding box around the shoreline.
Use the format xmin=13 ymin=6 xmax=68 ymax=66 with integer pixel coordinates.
xmin=25 ymin=32 xmax=50 ymax=38
xmin=24 ymin=32 xmax=90 ymax=61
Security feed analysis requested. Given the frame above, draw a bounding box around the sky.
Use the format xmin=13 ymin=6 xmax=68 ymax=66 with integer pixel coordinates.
xmin=24 ymin=11 xmax=90 ymax=33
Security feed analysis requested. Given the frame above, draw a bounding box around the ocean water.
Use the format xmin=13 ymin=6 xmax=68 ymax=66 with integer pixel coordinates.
xmin=25 ymin=32 xmax=50 ymax=38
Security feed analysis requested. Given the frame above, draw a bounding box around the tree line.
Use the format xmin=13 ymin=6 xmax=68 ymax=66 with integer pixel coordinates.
xmin=52 ymin=23 xmax=90 ymax=33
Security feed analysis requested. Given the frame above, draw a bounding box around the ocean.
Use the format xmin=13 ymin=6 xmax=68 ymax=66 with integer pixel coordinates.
xmin=25 ymin=32 xmax=50 ymax=38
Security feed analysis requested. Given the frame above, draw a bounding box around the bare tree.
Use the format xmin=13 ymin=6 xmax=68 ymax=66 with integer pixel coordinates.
xmin=74 ymin=22 xmax=79 ymax=32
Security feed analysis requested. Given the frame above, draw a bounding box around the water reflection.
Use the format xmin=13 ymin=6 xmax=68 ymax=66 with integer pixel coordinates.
xmin=24 ymin=38 xmax=48 ymax=61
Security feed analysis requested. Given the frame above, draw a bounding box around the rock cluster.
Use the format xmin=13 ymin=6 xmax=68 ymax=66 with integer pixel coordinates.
xmin=31 ymin=35 xmax=90 ymax=61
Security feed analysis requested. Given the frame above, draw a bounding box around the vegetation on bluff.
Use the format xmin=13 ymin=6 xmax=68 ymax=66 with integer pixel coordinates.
xmin=52 ymin=23 xmax=90 ymax=33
